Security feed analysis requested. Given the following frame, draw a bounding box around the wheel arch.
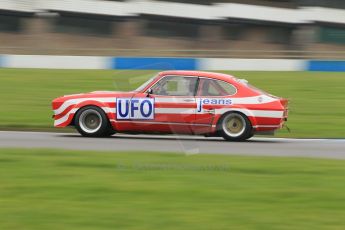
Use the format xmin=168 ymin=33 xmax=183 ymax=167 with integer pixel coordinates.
xmin=69 ymin=101 xmax=113 ymax=126
xmin=216 ymin=109 xmax=255 ymax=141
xmin=215 ymin=109 xmax=256 ymax=131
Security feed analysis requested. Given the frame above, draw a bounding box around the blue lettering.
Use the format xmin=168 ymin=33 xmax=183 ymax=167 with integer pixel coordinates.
xmin=218 ymin=99 xmax=225 ymax=104
xmin=140 ymin=100 xmax=153 ymax=117
xmin=197 ymin=98 xmax=232 ymax=113
xmin=131 ymin=99 xmax=139 ymax=117
xmin=118 ymin=99 xmax=129 ymax=118
xmin=117 ymin=98 xmax=155 ymax=120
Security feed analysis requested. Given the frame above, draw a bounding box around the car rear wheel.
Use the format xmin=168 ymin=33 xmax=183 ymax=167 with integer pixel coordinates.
xmin=75 ymin=106 xmax=114 ymax=137
xmin=218 ymin=112 xmax=252 ymax=141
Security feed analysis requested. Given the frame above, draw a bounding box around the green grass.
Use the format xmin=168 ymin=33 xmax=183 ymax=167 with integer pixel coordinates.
xmin=0 ymin=148 xmax=345 ymax=229
xmin=0 ymin=68 xmax=344 ymax=137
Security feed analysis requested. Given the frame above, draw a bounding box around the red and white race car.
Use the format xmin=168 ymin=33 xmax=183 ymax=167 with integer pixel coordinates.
xmin=52 ymin=71 xmax=288 ymax=141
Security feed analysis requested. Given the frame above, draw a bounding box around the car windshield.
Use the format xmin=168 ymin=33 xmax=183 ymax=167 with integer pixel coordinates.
xmin=134 ymin=75 xmax=157 ymax=92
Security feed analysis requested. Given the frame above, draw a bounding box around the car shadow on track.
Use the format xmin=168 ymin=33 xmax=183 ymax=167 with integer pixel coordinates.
xmin=58 ymin=134 xmax=283 ymax=143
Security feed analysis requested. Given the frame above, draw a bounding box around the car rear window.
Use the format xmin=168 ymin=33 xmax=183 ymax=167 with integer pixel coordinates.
xmin=198 ymin=78 xmax=237 ymax=96
xmin=236 ymin=78 xmax=272 ymax=96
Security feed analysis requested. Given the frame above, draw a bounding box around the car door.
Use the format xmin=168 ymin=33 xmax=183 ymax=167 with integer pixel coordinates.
xmin=193 ymin=77 xmax=237 ymax=134
xmin=117 ymin=75 xmax=198 ymax=134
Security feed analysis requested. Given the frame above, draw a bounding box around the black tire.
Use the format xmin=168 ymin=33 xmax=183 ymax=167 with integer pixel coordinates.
xmin=75 ymin=106 xmax=114 ymax=137
xmin=218 ymin=112 xmax=252 ymax=141
xmin=247 ymin=132 xmax=254 ymax=140
xmin=105 ymin=129 xmax=116 ymax=137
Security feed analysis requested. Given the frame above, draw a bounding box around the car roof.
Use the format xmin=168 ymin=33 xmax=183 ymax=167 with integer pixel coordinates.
xmin=158 ymin=70 xmax=235 ymax=82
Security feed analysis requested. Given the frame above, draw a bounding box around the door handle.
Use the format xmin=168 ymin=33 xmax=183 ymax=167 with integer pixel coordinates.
xmin=183 ymin=99 xmax=194 ymax=102
xmin=204 ymin=109 xmax=215 ymax=114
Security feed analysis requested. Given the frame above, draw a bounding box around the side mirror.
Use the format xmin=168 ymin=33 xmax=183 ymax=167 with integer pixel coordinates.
xmin=146 ymin=88 xmax=153 ymax=97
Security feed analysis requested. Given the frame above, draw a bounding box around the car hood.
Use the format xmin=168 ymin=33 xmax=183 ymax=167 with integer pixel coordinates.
xmin=52 ymin=91 xmax=137 ymax=109
xmin=62 ymin=91 xmax=136 ymax=99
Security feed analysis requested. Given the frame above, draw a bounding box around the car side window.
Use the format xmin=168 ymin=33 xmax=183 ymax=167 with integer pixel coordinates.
xmin=151 ymin=76 xmax=197 ymax=96
xmin=197 ymin=78 xmax=237 ymax=96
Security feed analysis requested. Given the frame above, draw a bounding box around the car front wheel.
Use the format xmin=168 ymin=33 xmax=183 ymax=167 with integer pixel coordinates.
xmin=218 ymin=112 xmax=252 ymax=141
xmin=75 ymin=106 xmax=114 ymax=137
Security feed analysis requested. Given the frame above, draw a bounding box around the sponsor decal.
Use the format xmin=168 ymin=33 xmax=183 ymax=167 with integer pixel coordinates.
xmin=197 ymin=98 xmax=232 ymax=112
xmin=116 ymin=98 xmax=154 ymax=120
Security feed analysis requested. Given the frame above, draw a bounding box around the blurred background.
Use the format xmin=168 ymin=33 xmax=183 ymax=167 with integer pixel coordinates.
xmin=0 ymin=0 xmax=344 ymax=58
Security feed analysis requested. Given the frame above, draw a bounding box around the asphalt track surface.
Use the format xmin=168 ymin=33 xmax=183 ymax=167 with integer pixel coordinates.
xmin=0 ymin=131 xmax=345 ymax=159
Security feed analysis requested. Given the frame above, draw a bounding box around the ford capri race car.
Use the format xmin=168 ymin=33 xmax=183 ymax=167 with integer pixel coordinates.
xmin=52 ymin=71 xmax=288 ymax=141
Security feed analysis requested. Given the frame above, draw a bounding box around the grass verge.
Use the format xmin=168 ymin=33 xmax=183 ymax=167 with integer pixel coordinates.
xmin=0 ymin=148 xmax=345 ymax=229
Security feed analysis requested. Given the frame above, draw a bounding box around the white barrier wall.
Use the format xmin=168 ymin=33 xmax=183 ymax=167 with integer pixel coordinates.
xmin=3 ymin=55 xmax=109 ymax=69
xmin=0 ymin=55 xmax=344 ymax=71
xmin=199 ymin=58 xmax=306 ymax=71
